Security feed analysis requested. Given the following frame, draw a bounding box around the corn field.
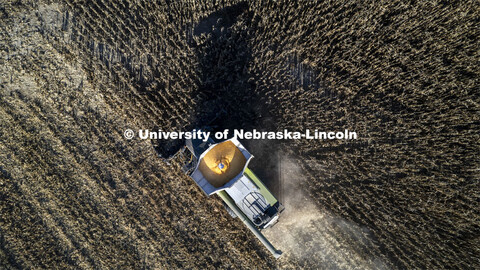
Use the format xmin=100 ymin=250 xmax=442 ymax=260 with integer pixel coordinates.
xmin=0 ymin=0 xmax=478 ymax=269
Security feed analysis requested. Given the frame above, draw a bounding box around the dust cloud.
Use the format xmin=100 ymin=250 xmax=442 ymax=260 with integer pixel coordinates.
xmin=264 ymin=156 xmax=389 ymax=269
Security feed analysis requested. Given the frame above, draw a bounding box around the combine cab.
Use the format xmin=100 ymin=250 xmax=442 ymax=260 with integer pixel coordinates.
xmin=175 ymin=132 xmax=284 ymax=258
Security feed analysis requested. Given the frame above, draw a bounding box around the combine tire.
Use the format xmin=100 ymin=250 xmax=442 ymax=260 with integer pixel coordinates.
xmin=222 ymin=201 xmax=237 ymax=218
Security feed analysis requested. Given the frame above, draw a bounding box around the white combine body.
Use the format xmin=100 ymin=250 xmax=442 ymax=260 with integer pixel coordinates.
xmin=179 ymin=134 xmax=284 ymax=257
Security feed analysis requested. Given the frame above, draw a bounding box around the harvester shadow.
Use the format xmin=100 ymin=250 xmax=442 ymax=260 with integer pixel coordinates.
xmin=152 ymin=2 xmax=258 ymax=157
xmin=188 ymin=2 xmax=283 ymax=200
xmin=189 ymin=2 xmax=258 ymax=133
xmin=152 ymin=1 xmax=282 ymax=205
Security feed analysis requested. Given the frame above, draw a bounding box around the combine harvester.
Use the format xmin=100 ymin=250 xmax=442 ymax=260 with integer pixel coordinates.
xmin=176 ymin=133 xmax=284 ymax=258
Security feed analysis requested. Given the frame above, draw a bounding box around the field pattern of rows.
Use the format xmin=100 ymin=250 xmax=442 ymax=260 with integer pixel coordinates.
xmin=1 ymin=0 xmax=479 ymax=269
